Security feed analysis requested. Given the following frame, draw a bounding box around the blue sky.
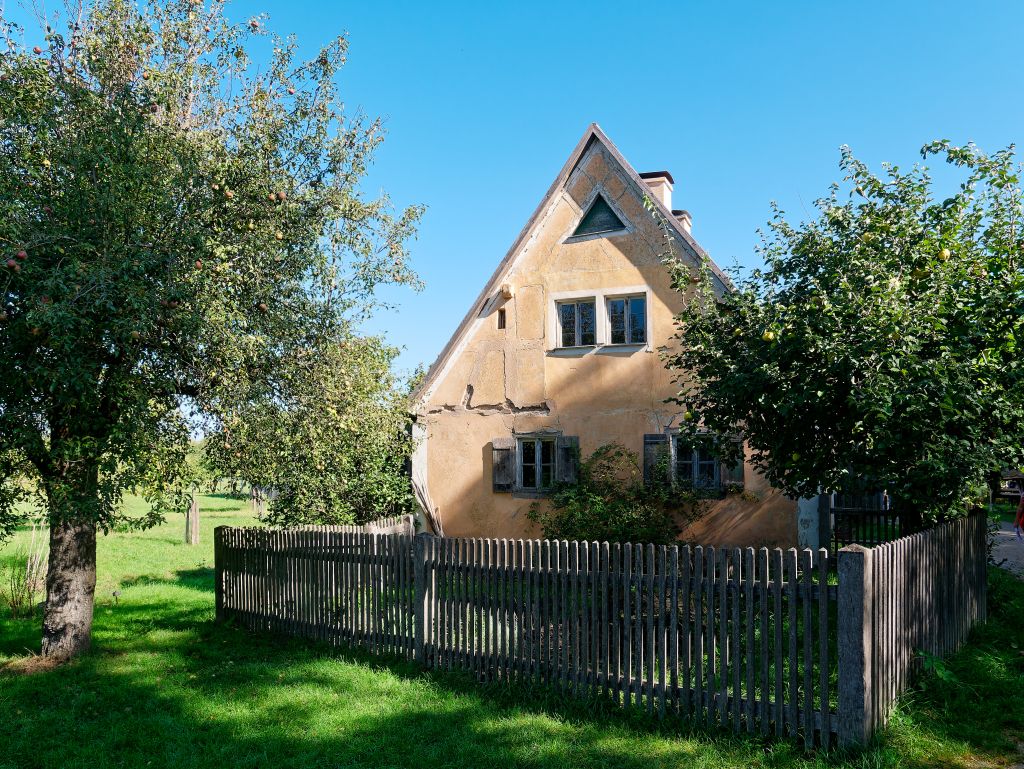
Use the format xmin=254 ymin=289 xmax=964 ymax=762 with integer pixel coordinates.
xmin=12 ymin=1 xmax=1024 ymax=375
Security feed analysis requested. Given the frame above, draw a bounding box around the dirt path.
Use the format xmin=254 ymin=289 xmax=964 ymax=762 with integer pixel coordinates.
xmin=992 ymin=521 xmax=1024 ymax=580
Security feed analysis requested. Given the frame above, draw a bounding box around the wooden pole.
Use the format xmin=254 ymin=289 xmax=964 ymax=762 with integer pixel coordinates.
xmin=186 ymin=494 xmax=200 ymax=545
xmin=837 ymin=544 xmax=873 ymax=747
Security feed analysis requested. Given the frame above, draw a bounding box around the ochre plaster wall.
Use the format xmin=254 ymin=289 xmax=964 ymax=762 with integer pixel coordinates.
xmin=416 ymin=144 xmax=797 ymax=548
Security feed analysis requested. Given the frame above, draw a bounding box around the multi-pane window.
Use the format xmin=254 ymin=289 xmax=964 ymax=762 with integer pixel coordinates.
xmin=674 ymin=436 xmax=720 ymax=489
xmin=518 ymin=437 xmax=556 ymax=491
xmin=558 ymin=299 xmax=596 ymax=347
xmin=669 ymin=434 xmax=745 ymax=492
xmin=607 ymin=295 xmax=646 ymax=344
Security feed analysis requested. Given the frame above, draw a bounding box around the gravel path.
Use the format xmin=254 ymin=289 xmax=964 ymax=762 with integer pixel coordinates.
xmin=993 ymin=521 xmax=1024 ymax=580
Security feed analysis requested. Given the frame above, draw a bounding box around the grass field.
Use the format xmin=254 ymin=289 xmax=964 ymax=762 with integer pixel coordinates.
xmin=1 ymin=497 xmax=1023 ymax=769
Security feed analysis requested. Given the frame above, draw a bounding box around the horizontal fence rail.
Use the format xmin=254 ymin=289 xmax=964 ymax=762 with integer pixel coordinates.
xmin=214 ymin=511 xmax=987 ymax=748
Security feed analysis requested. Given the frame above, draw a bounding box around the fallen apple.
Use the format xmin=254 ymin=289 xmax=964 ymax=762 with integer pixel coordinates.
xmin=275 ymin=231 xmax=283 ymax=240
xmin=5 ymin=259 xmax=17 ymax=269
xmin=131 ymin=330 xmax=141 ymax=340
xmin=257 ymin=302 xmax=268 ymax=312
xmin=16 ymin=250 xmax=27 ymax=260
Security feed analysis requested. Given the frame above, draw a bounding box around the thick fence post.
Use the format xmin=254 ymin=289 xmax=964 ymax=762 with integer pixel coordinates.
xmin=214 ymin=526 xmax=225 ymax=623
xmin=414 ymin=533 xmax=428 ymax=664
xmin=838 ymin=544 xmax=874 ymax=747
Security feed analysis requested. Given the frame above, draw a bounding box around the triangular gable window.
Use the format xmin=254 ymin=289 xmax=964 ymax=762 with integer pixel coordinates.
xmin=572 ymin=194 xmax=626 ymax=237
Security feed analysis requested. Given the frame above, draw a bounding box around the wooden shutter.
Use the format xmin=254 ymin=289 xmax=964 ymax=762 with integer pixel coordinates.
xmin=555 ymin=435 xmax=580 ymax=484
xmin=719 ymin=438 xmax=745 ymax=490
xmin=492 ymin=437 xmax=516 ymax=492
xmin=643 ymin=434 xmax=670 ymax=485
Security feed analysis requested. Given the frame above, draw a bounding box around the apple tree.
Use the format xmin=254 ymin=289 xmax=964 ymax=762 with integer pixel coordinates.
xmin=666 ymin=142 xmax=1024 ymax=521
xmin=0 ymin=0 xmax=422 ymax=659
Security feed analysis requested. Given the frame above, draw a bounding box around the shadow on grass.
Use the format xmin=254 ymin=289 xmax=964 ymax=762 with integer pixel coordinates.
xmin=885 ymin=568 xmax=1024 ymax=759
xmin=120 ymin=568 xmax=215 ymax=593
xmin=0 ymin=609 xmax=777 ymax=769
xmin=1 ymin=567 xmax=1021 ymax=769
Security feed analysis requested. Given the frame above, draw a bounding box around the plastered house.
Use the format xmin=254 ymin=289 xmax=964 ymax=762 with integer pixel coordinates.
xmin=410 ymin=124 xmax=798 ymax=546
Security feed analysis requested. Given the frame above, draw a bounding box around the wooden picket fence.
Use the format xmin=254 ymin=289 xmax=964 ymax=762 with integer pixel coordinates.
xmin=214 ymin=512 xmax=987 ymax=747
xmin=837 ymin=512 xmax=988 ymax=743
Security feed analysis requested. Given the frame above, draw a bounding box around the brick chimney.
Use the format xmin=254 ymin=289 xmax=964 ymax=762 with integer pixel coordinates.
xmin=639 ymin=171 xmax=673 ymax=209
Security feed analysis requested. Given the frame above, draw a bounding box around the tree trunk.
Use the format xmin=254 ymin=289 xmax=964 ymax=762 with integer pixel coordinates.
xmin=41 ymin=519 xmax=97 ymax=660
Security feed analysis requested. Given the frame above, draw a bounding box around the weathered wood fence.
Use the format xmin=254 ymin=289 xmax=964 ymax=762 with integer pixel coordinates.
xmin=214 ymin=512 xmax=986 ymax=747
xmin=837 ymin=512 xmax=987 ymax=743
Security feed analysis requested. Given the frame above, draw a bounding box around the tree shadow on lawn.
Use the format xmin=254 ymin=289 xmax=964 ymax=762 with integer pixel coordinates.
xmin=885 ymin=568 xmax=1024 ymax=761
xmin=0 ymin=613 xmax=780 ymax=769
xmin=2 ymin=568 xmax=1021 ymax=769
xmin=119 ymin=567 xmax=215 ymax=594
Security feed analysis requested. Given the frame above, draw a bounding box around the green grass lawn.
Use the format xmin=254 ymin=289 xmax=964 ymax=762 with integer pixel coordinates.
xmin=1 ymin=498 xmax=1023 ymax=769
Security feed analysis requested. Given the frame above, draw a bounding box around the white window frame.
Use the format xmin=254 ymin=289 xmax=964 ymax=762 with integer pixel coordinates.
xmin=554 ymin=297 xmax=597 ymax=349
xmin=547 ymin=286 xmax=651 ymax=354
xmin=605 ymin=293 xmax=648 ymax=346
xmin=516 ymin=435 xmax=557 ymax=492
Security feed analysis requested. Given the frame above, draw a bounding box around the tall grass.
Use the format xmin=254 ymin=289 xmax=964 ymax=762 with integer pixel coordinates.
xmin=2 ymin=518 xmax=48 ymax=618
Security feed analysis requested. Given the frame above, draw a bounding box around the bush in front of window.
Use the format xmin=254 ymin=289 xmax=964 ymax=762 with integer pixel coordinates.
xmin=527 ymin=443 xmax=706 ymax=545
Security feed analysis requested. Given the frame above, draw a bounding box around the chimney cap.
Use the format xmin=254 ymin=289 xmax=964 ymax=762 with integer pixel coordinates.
xmin=672 ymin=209 xmax=690 ymax=217
xmin=639 ymin=170 xmax=675 ymax=184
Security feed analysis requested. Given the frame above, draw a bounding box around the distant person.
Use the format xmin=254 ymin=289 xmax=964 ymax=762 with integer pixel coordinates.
xmin=1016 ymin=495 xmax=1024 ymax=540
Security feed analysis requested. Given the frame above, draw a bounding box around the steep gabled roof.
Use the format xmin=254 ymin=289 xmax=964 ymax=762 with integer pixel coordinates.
xmin=411 ymin=123 xmax=732 ymax=408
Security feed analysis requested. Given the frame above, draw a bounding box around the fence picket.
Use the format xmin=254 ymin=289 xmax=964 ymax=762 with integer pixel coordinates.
xmin=681 ymin=545 xmax=692 ymax=721
xmin=718 ymin=547 xmax=728 ymax=727
xmin=693 ymin=546 xmax=704 ymax=726
xmin=646 ymin=543 xmax=656 ymax=715
xmin=757 ymin=548 xmax=769 ymax=735
xmin=786 ymin=549 xmax=799 ymax=737
xmin=772 ymin=548 xmax=784 ymax=736
xmin=732 ymin=548 xmax=742 ymax=733
xmin=802 ymin=548 xmax=814 ymax=749
xmin=657 ymin=545 xmax=668 ymax=719
xmin=744 ymin=548 xmax=755 ymax=733
xmin=630 ymin=540 xmax=638 ymax=708
xmin=818 ymin=547 xmax=830 ymax=745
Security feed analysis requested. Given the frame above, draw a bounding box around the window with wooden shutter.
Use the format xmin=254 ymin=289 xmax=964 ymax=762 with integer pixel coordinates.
xmin=643 ymin=434 xmax=669 ymax=485
xmin=492 ymin=437 xmax=516 ymax=492
xmin=555 ymin=435 xmax=580 ymax=484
